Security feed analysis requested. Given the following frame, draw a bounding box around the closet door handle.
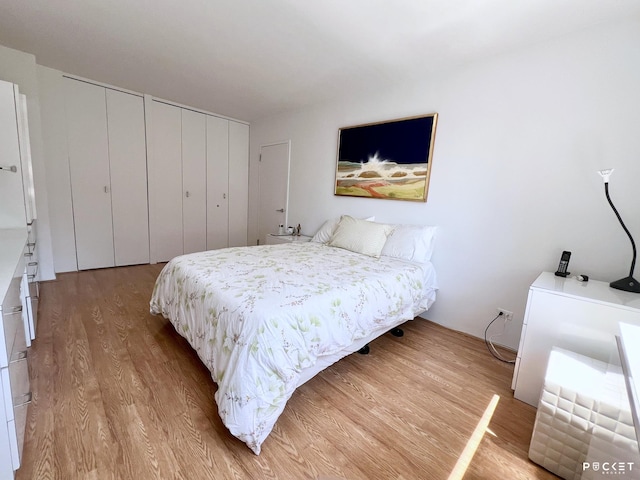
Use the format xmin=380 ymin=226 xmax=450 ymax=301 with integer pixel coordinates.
xmin=276 ymin=208 xmax=284 ymax=213
xmin=104 ymin=186 xmax=110 ymax=193
xmin=185 ymin=191 xmax=190 ymax=198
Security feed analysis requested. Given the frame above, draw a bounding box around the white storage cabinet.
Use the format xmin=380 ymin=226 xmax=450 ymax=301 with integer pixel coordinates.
xmin=0 ymin=79 xmax=38 ymax=343
xmin=0 ymin=230 xmax=32 ymax=479
xmin=512 ymin=271 xmax=640 ymax=407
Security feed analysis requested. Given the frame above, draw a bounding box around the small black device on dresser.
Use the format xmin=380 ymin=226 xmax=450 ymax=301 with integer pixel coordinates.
xmin=555 ymin=251 xmax=571 ymax=277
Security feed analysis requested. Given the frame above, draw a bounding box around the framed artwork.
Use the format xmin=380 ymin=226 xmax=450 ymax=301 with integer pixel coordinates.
xmin=334 ymin=113 xmax=438 ymax=201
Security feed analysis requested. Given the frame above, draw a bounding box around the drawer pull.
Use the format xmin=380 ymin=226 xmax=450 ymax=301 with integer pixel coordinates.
xmin=24 ymin=252 xmax=33 ymax=258
xmin=28 ymin=262 xmax=38 ymax=267
xmin=10 ymin=350 xmax=27 ymax=363
xmin=13 ymin=392 xmax=32 ymax=408
xmin=3 ymin=305 xmax=22 ymax=315
xmin=27 ymin=242 xmax=35 ymax=248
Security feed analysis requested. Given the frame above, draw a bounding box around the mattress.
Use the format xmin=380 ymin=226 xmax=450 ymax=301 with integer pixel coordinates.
xmin=150 ymin=242 xmax=437 ymax=454
xmin=529 ymin=348 xmax=640 ymax=480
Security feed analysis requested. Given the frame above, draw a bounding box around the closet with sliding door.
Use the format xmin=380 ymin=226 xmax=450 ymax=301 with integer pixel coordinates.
xmin=64 ymin=77 xmax=149 ymax=270
xmin=147 ymin=98 xmax=249 ymax=263
xmin=60 ymin=76 xmax=249 ymax=270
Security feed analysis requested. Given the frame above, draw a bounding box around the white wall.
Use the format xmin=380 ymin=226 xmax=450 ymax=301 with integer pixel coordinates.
xmin=249 ymin=19 xmax=640 ymax=349
xmin=0 ymin=45 xmax=56 ymax=281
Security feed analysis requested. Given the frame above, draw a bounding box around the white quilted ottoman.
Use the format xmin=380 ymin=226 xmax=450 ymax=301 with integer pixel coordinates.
xmin=528 ymin=347 xmax=640 ymax=480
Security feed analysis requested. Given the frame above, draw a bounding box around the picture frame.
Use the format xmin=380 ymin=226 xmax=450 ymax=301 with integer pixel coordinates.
xmin=334 ymin=113 xmax=438 ymax=202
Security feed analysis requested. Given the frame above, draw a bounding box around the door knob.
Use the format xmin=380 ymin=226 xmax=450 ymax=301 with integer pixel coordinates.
xmin=276 ymin=208 xmax=284 ymax=212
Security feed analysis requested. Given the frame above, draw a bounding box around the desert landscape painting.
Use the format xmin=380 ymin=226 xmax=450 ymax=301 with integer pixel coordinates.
xmin=335 ymin=114 xmax=438 ymax=201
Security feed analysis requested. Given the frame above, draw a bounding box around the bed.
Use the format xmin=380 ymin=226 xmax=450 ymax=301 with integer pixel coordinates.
xmin=150 ymin=216 xmax=438 ymax=454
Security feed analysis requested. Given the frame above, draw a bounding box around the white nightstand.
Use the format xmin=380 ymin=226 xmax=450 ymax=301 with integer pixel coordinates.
xmin=265 ymin=234 xmax=312 ymax=245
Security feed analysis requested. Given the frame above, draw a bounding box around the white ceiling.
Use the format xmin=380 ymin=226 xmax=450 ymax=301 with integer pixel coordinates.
xmin=1 ymin=0 xmax=639 ymax=121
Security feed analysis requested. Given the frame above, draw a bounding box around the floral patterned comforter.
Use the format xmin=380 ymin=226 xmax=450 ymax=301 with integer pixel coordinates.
xmin=149 ymin=242 xmax=437 ymax=454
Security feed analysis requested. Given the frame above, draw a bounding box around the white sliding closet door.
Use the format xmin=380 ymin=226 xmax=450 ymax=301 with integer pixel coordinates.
xmin=181 ymin=109 xmax=207 ymax=254
xmin=65 ymin=79 xmax=115 ymax=270
xmin=149 ymin=101 xmax=183 ymax=262
xmin=228 ymin=121 xmax=249 ymax=247
xmin=148 ymin=97 xmax=249 ymax=261
xmin=206 ymin=116 xmax=229 ymax=250
xmin=106 ymin=89 xmax=149 ymax=266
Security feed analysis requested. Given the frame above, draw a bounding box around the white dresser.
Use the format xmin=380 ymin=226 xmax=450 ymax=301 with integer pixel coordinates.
xmin=0 ymin=228 xmax=32 ymax=479
xmin=512 ymin=271 xmax=640 ymax=407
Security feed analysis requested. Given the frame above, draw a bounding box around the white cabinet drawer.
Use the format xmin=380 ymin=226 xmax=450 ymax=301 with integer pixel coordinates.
xmin=9 ymin=355 xmax=30 ymax=403
xmin=25 ymin=294 xmax=37 ymax=341
xmin=1 ymin=298 xmax=22 ymax=369
xmin=0 ymin=367 xmax=13 ymax=423
xmin=7 ymin=418 xmax=19 ymax=469
xmin=5 ymin=398 xmax=29 ymax=470
xmin=10 ymin=357 xmax=30 ymax=471
xmin=20 ymin=272 xmax=35 ymax=344
xmin=13 ymin=399 xmax=28 ymax=468
xmin=1 ymin=249 xmax=26 ymax=369
xmin=0 ymin=360 xmax=30 ymax=470
xmin=1 ymin=329 xmax=31 ymax=473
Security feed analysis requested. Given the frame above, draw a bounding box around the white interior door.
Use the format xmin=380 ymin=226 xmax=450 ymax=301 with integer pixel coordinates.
xmin=206 ymin=116 xmax=229 ymax=250
xmin=181 ymin=109 xmax=207 ymax=254
xmin=106 ymin=89 xmax=149 ymax=266
xmin=258 ymin=142 xmax=290 ymax=244
xmin=65 ymin=78 xmax=115 ymax=270
xmin=149 ymin=101 xmax=183 ymax=262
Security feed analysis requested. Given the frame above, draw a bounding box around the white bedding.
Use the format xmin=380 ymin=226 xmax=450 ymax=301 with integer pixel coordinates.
xmin=150 ymin=242 xmax=437 ymax=454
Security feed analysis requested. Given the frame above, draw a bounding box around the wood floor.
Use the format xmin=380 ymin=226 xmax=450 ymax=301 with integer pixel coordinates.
xmin=16 ymin=264 xmax=558 ymax=480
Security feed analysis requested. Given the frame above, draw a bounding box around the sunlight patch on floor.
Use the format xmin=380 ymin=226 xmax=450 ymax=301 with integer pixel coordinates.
xmin=448 ymin=394 xmax=500 ymax=480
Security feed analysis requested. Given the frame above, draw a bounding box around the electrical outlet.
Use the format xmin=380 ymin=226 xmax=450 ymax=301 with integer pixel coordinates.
xmin=497 ymin=308 xmax=513 ymax=322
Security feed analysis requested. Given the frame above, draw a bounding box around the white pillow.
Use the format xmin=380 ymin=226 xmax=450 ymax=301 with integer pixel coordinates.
xmin=311 ymin=215 xmax=375 ymax=244
xmin=381 ymin=224 xmax=437 ymax=264
xmin=328 ymin=216 xmax=392 ymax=258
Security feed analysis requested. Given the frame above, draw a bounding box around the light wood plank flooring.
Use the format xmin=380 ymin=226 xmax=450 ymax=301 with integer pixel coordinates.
xmin=17 ymin=264 xmax=557 ymax=479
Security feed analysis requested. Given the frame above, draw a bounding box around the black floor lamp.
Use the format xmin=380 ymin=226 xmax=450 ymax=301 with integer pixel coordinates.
xmin=599 ymin=169 xmax=640 ymax=293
